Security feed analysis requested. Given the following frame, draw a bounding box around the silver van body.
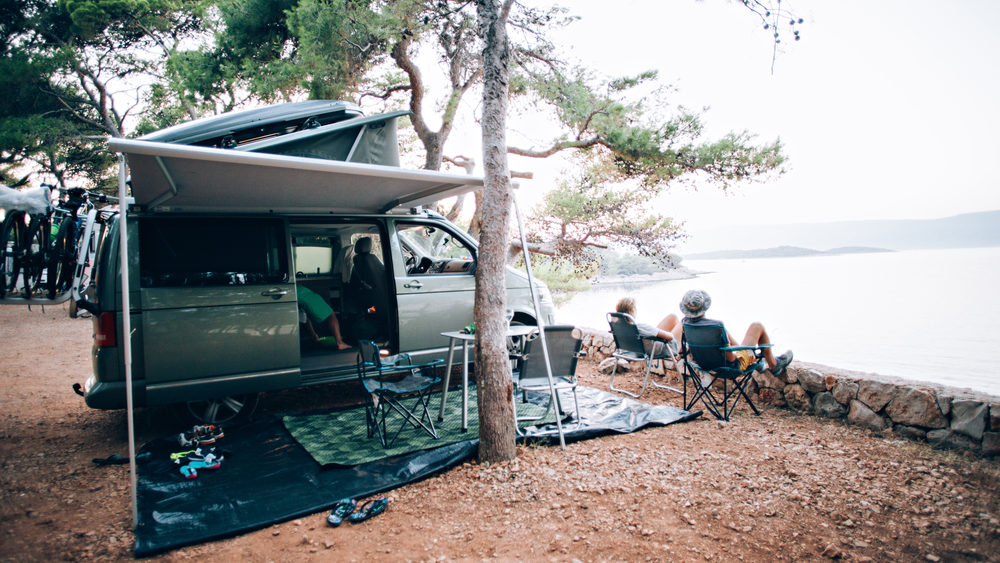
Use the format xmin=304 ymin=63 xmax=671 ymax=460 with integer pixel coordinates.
xmin=82 ymin=135 xmax=555 ymax=420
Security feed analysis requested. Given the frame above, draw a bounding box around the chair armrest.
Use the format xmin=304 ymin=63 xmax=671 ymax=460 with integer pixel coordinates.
xmin=720 ymin=344 xmax=773 ymax=352
xmin=380 ymin=353 xmax=411 ymax=366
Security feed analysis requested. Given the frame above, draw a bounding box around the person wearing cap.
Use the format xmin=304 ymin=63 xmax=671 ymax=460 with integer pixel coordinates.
xmin=679 ymin=289 xmax=793 ymax=376
xmin=615 ymin=296 xmax=683 ymax=356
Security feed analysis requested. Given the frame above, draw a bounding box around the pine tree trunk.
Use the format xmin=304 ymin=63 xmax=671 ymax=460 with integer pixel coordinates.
xmin=474 ymin=0 xmax=516 ymax=464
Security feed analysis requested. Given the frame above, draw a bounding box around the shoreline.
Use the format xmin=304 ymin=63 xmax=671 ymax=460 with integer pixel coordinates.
xmin=588 ymin=266 xmax=703 ymax=286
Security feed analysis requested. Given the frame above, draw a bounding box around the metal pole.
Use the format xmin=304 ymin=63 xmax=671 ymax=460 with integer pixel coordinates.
xmin=118 ymin=155 xmax=138 ymax=527
xmin=511 ymin=190 xmax=565 ymax=450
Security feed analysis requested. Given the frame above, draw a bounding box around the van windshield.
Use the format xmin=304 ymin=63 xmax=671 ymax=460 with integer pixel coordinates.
xmin=396 ymin=222 xmax=475 ymax=275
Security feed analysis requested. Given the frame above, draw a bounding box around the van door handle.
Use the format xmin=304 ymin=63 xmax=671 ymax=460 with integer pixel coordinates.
xmin=403 ymin=280 xmax=423 ymax=289
xmin=261 ymin=288 xmax=289 ymax=298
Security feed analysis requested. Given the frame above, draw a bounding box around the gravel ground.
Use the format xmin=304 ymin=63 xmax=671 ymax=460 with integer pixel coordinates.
xmin=1 ymin=304 xmax=998 ymax=561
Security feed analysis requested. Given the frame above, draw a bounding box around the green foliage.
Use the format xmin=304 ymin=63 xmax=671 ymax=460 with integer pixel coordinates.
xmin=527 ymin=157 xmax=684 ymax=268
xmin=172 ymin=0 xmax=422 ymax=105
xmin=513 ymin=255 xmax=595 ymax=304
xmin=519 ymin=67 xmax=785 ymax=191
xmin=2 ymin=0 xmax=206 ymax=187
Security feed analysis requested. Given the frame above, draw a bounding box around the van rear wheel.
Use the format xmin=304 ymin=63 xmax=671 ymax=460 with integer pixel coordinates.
xmin=183 ymin=393 xmax=260 ymax=425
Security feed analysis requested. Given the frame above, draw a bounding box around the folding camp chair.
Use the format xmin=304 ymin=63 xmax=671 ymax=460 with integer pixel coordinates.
xmin=356 ymin=340 xmax=444 ymax=448
xmin=607 ymin=312 xmax=680 ymax=399
xmin=512 ymin=325 xmax=585 ymax=429
xmin=680 ymin=319 xmax=769 ymax=421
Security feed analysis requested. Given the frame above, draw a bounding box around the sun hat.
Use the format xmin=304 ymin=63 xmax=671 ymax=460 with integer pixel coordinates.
xmin=680 ymin=289 xmax=712 ymax=319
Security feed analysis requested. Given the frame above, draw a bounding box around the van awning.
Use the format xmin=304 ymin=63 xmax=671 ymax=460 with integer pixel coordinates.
xmin=108 ymin=138 xmax=485 ymax=214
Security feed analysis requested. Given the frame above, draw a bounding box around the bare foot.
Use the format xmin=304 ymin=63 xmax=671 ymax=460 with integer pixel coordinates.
xmin=337 ymin=342 xmax=351 ymax=350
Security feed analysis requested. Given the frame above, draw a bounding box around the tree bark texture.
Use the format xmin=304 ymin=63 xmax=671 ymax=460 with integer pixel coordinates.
xmin=474 ymin=0 xmax=517 ymax=463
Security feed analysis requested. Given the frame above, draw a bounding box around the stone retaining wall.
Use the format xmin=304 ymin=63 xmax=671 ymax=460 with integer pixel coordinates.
xmin=578 ymin=327 xmax=1000 ymax=457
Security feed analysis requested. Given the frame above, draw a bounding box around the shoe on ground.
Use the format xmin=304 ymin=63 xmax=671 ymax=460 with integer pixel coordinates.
xmin=349 ymin=497 xmax=389 ymax=523
xmin=327 ymin=498 xmax=357 ymax=527
xmin=771 ymin=351 xmax=794 ymax=376
xmin=178 ymin=424 xmax=224 ymax=447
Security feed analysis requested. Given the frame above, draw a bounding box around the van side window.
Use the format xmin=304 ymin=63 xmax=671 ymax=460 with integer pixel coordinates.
xmin=396 ymin=222 xmax=476 ymax=275
xmin=139 ymin=218 xmax=288 ymax=287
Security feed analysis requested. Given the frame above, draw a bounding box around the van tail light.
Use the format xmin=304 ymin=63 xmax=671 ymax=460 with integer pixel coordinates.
xmin=95 ymin=312 xmax=117 ymax=348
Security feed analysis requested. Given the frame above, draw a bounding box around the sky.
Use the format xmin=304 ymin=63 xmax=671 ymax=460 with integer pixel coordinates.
xmin=474 ymin=0 xmax=1000 ymax=249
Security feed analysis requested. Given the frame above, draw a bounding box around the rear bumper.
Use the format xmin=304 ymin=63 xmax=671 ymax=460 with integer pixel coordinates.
xmin=83 ymin=376 xmax=146 ymax=410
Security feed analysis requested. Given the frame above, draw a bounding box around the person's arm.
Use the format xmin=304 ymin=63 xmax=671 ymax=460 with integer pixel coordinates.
xmin=303 ymin=317 xmax=320 ymax=343
xmin=637 ymin=322 xmax=672 ymax=341
xmin=724 ymin=326 xmax=738 ymax=362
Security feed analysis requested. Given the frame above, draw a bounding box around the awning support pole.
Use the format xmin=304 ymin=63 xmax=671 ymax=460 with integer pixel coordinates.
xmin=511 ymin=190 xmax=565 ymax=450
xmin=118 ymin=155 xmax=138 ymax=528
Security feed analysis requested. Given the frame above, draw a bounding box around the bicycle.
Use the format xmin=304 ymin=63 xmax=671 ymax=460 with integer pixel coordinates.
xmin=0 ymin=184 xmax=115 ymax=301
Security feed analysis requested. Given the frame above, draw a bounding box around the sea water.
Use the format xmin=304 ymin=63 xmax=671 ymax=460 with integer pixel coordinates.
xmin=555 ymin=247 xmax=1000 ymax=397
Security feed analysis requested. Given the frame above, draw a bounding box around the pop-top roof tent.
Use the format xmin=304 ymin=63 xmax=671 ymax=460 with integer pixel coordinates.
xmin=139 ymin=100 xmax=364 ymax=147
xmin=111 ymin=101 xmax=563 ymax=529
xmin=139 ymin=100 xmax=408 ymax=167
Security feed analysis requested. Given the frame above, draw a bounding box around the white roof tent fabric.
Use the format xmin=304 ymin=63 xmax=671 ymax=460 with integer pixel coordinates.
xmin=108 ymin=138 xmax=485 ymax=215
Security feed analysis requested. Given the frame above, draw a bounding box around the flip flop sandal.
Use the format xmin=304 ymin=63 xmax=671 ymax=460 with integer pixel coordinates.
xmin=326 ymin=498 xmax=357 ymax=527
xmin=349 ymin=497 xmax=388 ymax=524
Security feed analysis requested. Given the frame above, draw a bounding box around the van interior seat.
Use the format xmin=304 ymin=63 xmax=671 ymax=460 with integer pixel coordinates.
xmin=350 ymin=236 xmax=389 ymax=321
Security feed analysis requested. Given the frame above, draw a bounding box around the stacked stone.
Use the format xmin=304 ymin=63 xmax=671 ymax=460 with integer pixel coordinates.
xmin=755 ymin=365 xmax=1000 ymax=457
xmin=576 ymin=327 xmax=1000 ymax=457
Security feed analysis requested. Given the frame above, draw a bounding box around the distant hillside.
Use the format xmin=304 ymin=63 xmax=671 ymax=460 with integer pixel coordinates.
xmin=685 ymin=210 xmax=1000 ymax=253
xmin=686 ymin=246 xmax=893 ymax=260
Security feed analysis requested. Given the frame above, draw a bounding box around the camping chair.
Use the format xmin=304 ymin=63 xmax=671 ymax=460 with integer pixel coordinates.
xmin=607 ymin=312 xmax=681 ymax=399
xmin=680 ymin=319 xmax=769 ymax=421
xmin=512 ymin=325 xmax=585 ymax=430
xmin=355 ymin=340 xmax=444 ymax=448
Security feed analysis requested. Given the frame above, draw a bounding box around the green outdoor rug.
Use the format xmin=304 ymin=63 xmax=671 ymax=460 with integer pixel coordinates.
xmin=282 ymin=387 xmax=554 ymax=467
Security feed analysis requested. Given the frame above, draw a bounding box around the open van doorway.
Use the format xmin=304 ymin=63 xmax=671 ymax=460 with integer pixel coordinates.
xmin=292 ymin=220 xmax=394 ymax=376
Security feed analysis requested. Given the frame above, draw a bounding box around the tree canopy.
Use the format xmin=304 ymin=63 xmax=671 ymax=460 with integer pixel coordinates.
xmin=3 ymin=0 xmax=798 ymax=258
xmin=0 ymin=0 xmax=205 ymax=188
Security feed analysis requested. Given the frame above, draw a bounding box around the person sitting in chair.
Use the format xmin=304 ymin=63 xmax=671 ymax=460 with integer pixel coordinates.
xmin=679 ymin=289 xmax=793 ymax=376
xmin=615 ymin=297 xmax=682 ymax=356
xmin=296 ymin=285 xmax=351 ymax=350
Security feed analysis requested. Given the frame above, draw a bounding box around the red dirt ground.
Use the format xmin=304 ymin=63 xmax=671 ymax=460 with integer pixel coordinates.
xmin=1 ymin=304 xmax=998 ymax=561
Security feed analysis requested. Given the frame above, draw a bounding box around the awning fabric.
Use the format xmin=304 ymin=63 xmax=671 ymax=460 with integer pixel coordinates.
xmin=108 ymin=138 xmax=485 ymax=215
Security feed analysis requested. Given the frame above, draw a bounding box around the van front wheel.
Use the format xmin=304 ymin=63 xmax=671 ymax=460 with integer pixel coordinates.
xmin=183 ymin=393 xmax=260 ymax=425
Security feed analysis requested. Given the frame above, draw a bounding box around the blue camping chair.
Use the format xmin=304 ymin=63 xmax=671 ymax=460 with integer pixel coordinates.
xmin=680 ymin=319 xmax=769 ymax=421
xmin=356 ymin=340 xmax=443 ymax=448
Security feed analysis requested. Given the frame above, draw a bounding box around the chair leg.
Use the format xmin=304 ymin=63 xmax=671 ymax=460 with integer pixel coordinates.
xmin=650 ymin=357 xmax=682 ymax=394
xmin=684 ymin=363 xmax=724 ymax=420
xmin=376 ymin=388 xmax=440 ymax=449
xmin=723 ymin=375 xmax=761 ymax=420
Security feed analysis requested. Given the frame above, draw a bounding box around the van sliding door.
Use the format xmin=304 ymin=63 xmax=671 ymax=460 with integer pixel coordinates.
xmin=137 ymin=217 xmax=299 ymax=403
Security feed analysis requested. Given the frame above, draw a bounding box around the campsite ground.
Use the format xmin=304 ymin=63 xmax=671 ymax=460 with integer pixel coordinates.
xmin=1 ymin=304 xmax=998 ymax=562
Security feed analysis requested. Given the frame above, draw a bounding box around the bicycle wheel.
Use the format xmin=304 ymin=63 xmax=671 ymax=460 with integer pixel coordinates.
xmin=21 ymin=216 xmax=49 ymax=297
xmin=0 ymin=211 xmax=28 ymax=297
xmin=47 ymin=216 xmax=76 ymax=299
xmin=74 ymin=218 xmax=99 ymax=296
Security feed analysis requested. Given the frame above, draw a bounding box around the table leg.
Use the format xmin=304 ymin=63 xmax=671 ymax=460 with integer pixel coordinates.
xmin=438 ymin=338 xmax=457 ymax=422
xmin=461 ymin=340 xmax=470 ymax=432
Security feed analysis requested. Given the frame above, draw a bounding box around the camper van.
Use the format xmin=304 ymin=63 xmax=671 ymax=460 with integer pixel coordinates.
xmin=80 ymin=102 xmax=556 ymax=423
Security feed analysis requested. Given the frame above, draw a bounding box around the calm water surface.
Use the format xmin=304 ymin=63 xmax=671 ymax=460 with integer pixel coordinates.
xmin=555 ymin=247 xmax=1000 ymax=397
